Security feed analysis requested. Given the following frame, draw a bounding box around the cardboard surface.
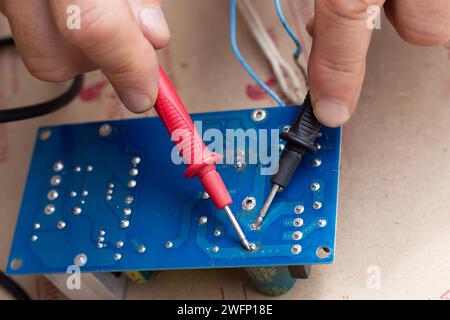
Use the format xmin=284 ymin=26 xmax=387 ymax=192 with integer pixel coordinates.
xmin=1 ymin=0 xmax=449 ymax=299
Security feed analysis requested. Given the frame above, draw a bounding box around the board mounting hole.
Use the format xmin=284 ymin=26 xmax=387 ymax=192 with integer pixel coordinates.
xmin=40 ymin=129 xmax=52 ymax=141
xmin=252 ymin=110 xmax=267 ymax=122
xmin=99 ymin=124 xmax=112 ymax=137
xmin=242 ymin=196 xmax=256 ymax=211
xmin=10 ymin=258 xmax=23 ymax=270
xmin=316 ymin=246 xmax=331 ymax=259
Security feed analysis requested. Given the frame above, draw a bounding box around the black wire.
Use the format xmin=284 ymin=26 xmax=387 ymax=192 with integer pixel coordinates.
xmin=0 ymin=271 xmax=31 ymax=300
xmin=0 ymin=37 xmax=84 ymax=123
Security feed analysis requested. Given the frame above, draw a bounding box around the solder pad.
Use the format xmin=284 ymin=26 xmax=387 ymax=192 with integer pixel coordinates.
xmin=7 ymin=106 xmax=341 ymax=274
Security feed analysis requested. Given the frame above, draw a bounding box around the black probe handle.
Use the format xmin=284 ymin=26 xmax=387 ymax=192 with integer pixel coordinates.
xmin=271 ymin=93 xmax=322 ymax=188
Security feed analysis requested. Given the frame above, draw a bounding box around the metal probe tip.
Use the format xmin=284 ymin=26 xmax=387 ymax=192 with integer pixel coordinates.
xmin=223 ymin=205 xmax=254 ymax=251
xmin=254 ymin=184 xmax=281 ymax=228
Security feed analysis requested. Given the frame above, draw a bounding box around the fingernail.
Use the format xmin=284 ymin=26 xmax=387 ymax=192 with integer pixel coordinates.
xmin=121 ymin=91 xmax=153 ymax=113
xmin=140 ymin=6 xmax=170 ymax=40
xmin=314 ymin=100 xmax=350 ymax=127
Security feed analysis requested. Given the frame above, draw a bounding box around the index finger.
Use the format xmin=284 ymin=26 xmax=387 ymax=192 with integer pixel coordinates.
xmin=49 ymin=0 xmax=159 ymax=113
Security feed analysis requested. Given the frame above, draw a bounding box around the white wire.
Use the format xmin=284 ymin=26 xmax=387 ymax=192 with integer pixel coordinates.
xmin=237 ymin=0 xmax=308 ymax=104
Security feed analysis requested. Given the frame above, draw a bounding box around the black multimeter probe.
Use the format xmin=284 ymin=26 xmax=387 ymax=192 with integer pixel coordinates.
xmin=254 ymin=93 xmax=322 ymax=228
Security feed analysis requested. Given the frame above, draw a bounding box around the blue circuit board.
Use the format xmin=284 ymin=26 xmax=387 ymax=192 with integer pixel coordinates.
xmin=7 ymin=105 xmax=341 ymax=275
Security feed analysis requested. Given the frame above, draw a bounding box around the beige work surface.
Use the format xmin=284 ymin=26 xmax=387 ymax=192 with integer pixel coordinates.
xmin=0 ymin=0 xmax=449 ymax=300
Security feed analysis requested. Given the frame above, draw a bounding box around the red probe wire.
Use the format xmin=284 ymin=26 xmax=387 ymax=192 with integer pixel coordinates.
xmin=154 ymin=67 xmax=253 ymax=251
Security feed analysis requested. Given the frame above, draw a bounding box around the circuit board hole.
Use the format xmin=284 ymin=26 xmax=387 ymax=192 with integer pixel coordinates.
xmin=39 ymin=130 xmax=52 ymax=141
xmin=10 ymin=258 xmax=23 ymax=270
xmin=316 ymin=246 xmax=331 ymax=259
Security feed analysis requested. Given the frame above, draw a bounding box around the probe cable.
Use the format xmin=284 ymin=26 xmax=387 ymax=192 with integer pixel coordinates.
xmin=0 ymin=37 xmax=84 ymax=124
xmin=0 ymin=270 xmax=31 ymax=300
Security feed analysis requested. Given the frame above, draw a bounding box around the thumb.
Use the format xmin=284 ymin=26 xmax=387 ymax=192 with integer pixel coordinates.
xmin=308 ymin=0 xmax=385 ymax=127
xmin=128 ymin=0 xmax=171 ymax=49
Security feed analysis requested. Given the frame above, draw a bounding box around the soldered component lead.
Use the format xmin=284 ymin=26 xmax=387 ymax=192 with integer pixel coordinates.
xmin=125 ymin=196 xmax=134 ymax=205
xmin=317 ymin=219 xmax=327 ymax=228
xmin=312 ymin=158 xmax=322 ymax=167
xmin=199 ymin=216 xmax=208 ymax=225
xmin=313 ymin=201 xmax=323 ymax=210
xmin=165 ymin=241 xmax=173 ymax=249
xmin=44 ymin=204 xmax=56 ymax=215
xmin=47 ymin=190 xmax=59 ymax=201
xmin=57 ymin=221 xmax=66 ymax=229
xmin=74 ymin=254 xmax=87 ymax=267
xmin=116 ymin=241 xmax=124 ymax=249
xmin=291 ymin=244 xmax=302 ymax=255
xmin=311 ymin=182 xmax=321 ymax=192
xmin=131 ymin=157 xmax=141 ymax=166
xmin=50 ymin=175 xmax=62 ymax=186
xmin=292 ymin=231 xmax=303 ymax=241
xmin=53 ymin=161 xmax=64 ymax=172
xmin=128 ymin=180 xmax=137 ymax=188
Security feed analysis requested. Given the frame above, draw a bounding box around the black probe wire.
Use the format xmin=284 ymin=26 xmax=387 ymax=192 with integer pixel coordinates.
xmin=0 ymin=270 xmax=31 ymax=300
xmin=0 ymin=37 xmax=84 ymax=123
xmin=0 ymin=37 xmax=35 ymax=300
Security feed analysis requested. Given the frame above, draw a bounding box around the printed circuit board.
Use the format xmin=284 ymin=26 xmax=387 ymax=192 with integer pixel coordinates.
xmin=8 ymin=105 xmax=341 ymax=274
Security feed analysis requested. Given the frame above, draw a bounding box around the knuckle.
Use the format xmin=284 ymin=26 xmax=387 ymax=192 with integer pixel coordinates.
xmin=57 ymin=5 xmax=116 ymax=49
xmin=26 ymin=62 xmax=78 ymax=82
xmin=394 ymin=20 xmax=450 ymax=46
xmin=22 ymin=53 xmax=79 ymax=82
xmin=388 ymin=2 xmax=450 ymax=47
xmin=313 ymin=54 xmax=365 ymax=77
xmin=324 ymin=0 xmax=385 ymax=20
xmin=108 ymin=57 xmax=143 ymax=83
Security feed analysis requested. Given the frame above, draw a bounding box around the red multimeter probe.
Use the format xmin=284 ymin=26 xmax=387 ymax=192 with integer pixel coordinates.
xmin=154 ymin=67 xmax=252 ymax=251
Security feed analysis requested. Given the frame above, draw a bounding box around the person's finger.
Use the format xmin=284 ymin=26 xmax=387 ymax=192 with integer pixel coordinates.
xmin=385 ymin=0 xmax=450 ymax=46
xmin=1 ymin=0 xmax=92 ymax=81
xmin=128 ymin=0 xmax=171 ymax=49
xmin=49 ymin=0 xmax=159 ymax=113
xmin=308 ymin=0 xmax=385 ymax=127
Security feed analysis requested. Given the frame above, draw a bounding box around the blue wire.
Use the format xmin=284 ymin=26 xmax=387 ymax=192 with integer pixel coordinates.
xmin=230 ymin=0 xmax=284 ymax=106
xmin=274 ymin=0 xmax=302 ymax=60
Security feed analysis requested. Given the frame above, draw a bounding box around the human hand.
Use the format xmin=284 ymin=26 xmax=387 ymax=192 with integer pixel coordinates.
xmin=0 ymin=0 xmax=170 ymax=113
xmin=307 ymin=0 xmax=450 ymax=127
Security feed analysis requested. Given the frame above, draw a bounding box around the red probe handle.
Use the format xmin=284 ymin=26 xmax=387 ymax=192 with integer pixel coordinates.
xmin=154 ymin=67 xmax=232 ymax=209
